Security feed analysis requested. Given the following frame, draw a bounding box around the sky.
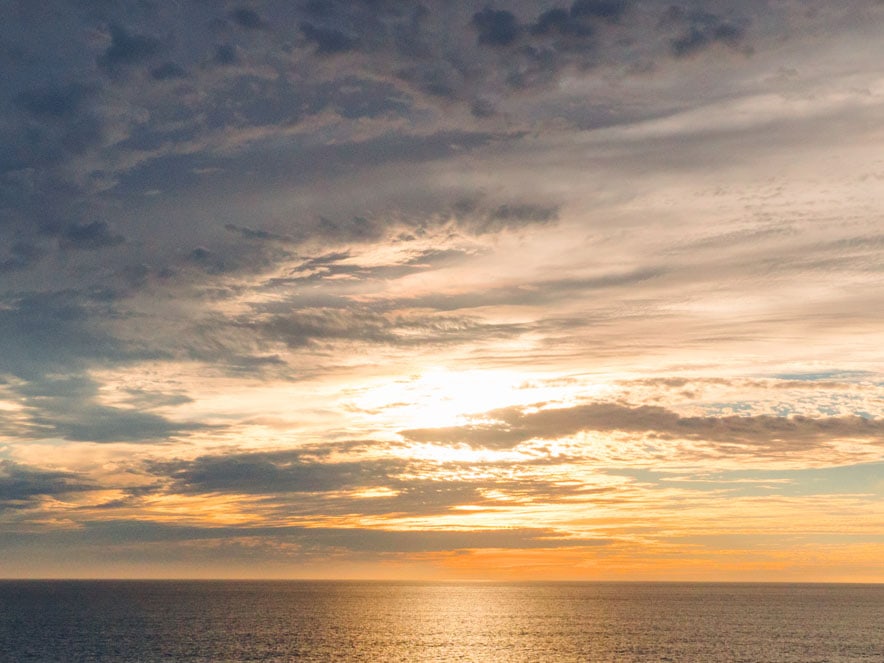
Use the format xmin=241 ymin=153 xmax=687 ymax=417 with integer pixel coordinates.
xmin=0 ymin=0 xmax=882 ymax=581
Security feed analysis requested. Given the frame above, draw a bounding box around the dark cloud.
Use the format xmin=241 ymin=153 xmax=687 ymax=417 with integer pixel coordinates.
xmin=121 ymin=388 xmax=193 ymax=409
xmin=250 ymin=248 xmax=465 ymax=290
xmin=470 ymin=97 xmax=496 ymax=117
xmin=395 ymin=197 xmax=562 ymax=236
xmin=466 ymin=0 xmax=636 ymax=86
xmin=0 ymin=460 xmax=95 ymax=509
xmin=528 ymin=0 xmax=626 ymax=42
xmin=0 ymin=287 xmax=199 ymax=442
xmin=154 ymin=451 xmax=405 ymax=495
xmin=219 ymin=353 xmax=288 ymax=373
xmin=15 ymin=84 xmax=92 ymax=119
xmin=8 ymin=375 xmax=207 ymax=443
xmin=530 ymin=8 xmax=594 ymax=38
xmin=0 ymin=293 xmax=134 ymax=378
xmin=144 ymin=447 xmax=616 ymax=518
xmin=241 ymin=306 xmax=522 ymax=349
xmin=300 ymin=22 xmax=358 ymax=55
xmin=229 ymin=8 xmax=267 ymax=30
xmin=4 ymin=82 xmax=104 ymax=176
xmin=472 ymin=8 xmax=523 ymax=47
xmin=570 ymin=0 xmax=629 ymax=23
xmin=478 ymin=203 xmax=559 ymax=233
xmin=0 ymin=520 xmax=610 ymax=554
xmin=224 ymin=224 xmax=294 ymax=242
xmin=665 ymin=7 xmax=748 ymax=58
xmin=212 ymin=43 xmax=238 ymax=65
xmin=32 ymin=404 xmax=204 ymax=443
xmin=98 ymin=24 xmax=161 ymax=71
xmin=189 ymin=246 xmax=213 ymax=262
xmin=317 ymin=214 xmax=383 ymax=241
xmin=0 ymin=242 xmax=45 ymax=273
xmin=111 ymin=130 xmax=515 ymax=205
xmin=288 ymin=250 xmax=352 ymax=273
xmin=256 ymin=252 xmax=382 ymax=287
xmin=150 ymin=62 xmax=187 ymax=80
xmin=174 ymin=233 xmax=296 ymax=278
xmin=297 ymin=0 xmax=430 ymax=58
xmin=395 ymin=62 xmax=462 ymax=98
xmin=186 ymin=247 xmax=239 ymax=274
xmin=402 ymin=248 xmax=473 ymax=267
xmin=59 ymin=221 xmax=124 ymax=250
xmin=322 ymin=77 xmax=414 ymax=118
xmin=402 ymin=402 xmax=884 ymax=451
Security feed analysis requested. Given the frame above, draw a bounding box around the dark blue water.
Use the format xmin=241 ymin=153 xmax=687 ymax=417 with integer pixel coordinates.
xmin=0 ymin=581 xmax=881 ymax=662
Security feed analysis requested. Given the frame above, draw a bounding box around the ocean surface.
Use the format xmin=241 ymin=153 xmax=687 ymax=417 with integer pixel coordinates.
xmin=0 ymin=581 xmax=882 ymax=662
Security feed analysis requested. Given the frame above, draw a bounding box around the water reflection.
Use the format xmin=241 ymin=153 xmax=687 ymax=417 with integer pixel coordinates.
xmin=1 ymin=581 xmax=882 ymax=662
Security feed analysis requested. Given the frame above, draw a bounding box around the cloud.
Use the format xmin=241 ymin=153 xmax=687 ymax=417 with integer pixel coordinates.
xmin=664 ymin=7 xmax=748 ymax=58
xmin=300 ymin=22 xmax=358 ymax=55
xmin=238 ymin=306 xmax=525 ymax=350
xmin=4 ymin=81 xmax=104 ymax=180
xmin=569 ymin=0 xmax=629 ymax=23
xmin=383 ymin=266 xmax=663 ymax=312
xmin=0 ymin=460 xmax=95 ymax=509
xmin=0 ymin=289 xmax=208 ymax=443
xmin=0 ymin=520 xmax=610 ymax=554
xmin=9 ymin=375 xmax=207 ymax=443
xmin=98 ymin=24 xmax=161 ymax=72
xmin=212 ymin=44 xmax=239 ymax=65
xmin=401 ymin=402 xmax=884 ymax=451
xmin=471 ymin=2 xmax=626 ymax=50
xmin=0 ymin=293 xmax=136 ymax=378
xmin=30 ymin=405 xmax=205 ymax=443
xmin=530 ymin=8 xmax=594 ymax=39
xmin=224 ymin=224 xmax=294 ymax=242
xmin=155 ymin=450 xmax=405 ymax=495
xmin=229 ymin=8 xmax=267 ymax=30
xmin=611 ymin=461 xmax=884 ymax=499
xmin=59 ymin=221 xmax=125 ymax=250
xmin=144 ymin=447 xmax=619 ymax=518
xmin=120 ymin=388 xmax=193 ymax=409
xmin=150 ymin=62 xmax=188 ymax=81
xmin=0 ymin=242 xmax=44 ymax=273
xmin=181 ymin=308 xmax=521 ymax=378
xmin=279 ymin=527 xmax=610 ymax=553
xmin=472 ymin=8 xmax=523 ymax=47
xmin=475 ymin=203 xmax=559 ymax=234
xmin=15 ymin=84 xmax=93 ymax=119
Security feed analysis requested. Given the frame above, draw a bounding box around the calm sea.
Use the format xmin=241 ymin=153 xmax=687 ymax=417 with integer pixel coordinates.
xmin=0 ymin=581 xmax=882 ymax=662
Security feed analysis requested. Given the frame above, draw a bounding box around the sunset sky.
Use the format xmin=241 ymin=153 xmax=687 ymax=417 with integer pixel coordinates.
xmin=1 ymin=0 xmax=882 ymax=581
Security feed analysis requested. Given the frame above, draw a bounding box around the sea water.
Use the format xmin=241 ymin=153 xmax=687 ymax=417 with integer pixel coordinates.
xmin=1 ymin=581 xmax=882 ymax=662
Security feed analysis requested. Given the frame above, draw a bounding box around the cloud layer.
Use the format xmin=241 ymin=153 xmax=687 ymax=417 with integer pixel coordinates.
xmin=0 ymin=0 xmax=882 ymax=580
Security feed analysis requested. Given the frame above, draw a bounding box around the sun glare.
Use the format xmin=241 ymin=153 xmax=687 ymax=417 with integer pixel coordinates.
xmin=348 ymin=367 xmax=588 ymax=431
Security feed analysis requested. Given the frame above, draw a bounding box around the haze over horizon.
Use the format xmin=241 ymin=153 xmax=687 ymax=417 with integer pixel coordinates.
xmin=1 ymin=0 xmax=882 ymax=581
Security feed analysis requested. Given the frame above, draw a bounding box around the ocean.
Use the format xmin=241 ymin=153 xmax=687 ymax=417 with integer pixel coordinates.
xmin=0 ymin=581 xmax=881 ymax=662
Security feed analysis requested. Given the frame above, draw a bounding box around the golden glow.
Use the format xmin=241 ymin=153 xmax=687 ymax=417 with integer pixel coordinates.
xmin=397 ymin=443 xmax=529 ymax=464
xmin=350 ymin=368 xmax=527 ymax=429
xmin=348 ymin=367 xmax=607 ymax=431
xmin=349 ymin=487 xmax=399 ymax=499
